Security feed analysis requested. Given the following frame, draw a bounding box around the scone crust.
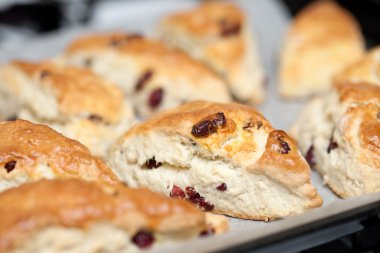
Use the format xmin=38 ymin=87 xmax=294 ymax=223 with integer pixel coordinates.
xmin=0 ymin=179 xmax=205 ymax=252
xmin=0 ymin=120 xmax=117 ymax=185
xmin=9 ymin=61 xmax=124 ymax=123
xmin=279 ymin=0 xmax=364 ymax=98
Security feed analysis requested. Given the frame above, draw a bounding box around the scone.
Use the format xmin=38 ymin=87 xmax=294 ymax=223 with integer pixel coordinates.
xmin=291 ymin=83 xmax=380 ymax=198
xmin=60 ymin=33 xmax=232 ymax=118
xmin=279 ymin=0 xmax=364 ymax=98
xmin=157 ymin=2 xmax=265 ymax=104
xmin=0 ymin=179 xmax=228 ymax=253
xmin=109 ymin=101 xmax=322 ymax=221
xmin=0 ymin=61 xmax=135 ymax=157
xmin=0 ymin=120 xmax=117 ymax=192
xmin=334 ymin=47 xmax=380 ymax=85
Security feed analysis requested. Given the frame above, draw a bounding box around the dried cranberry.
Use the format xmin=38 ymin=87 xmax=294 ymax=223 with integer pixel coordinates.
xmin=277 ymin=137 xmax=291 ymax=154
xmin=257 ymin=121 xmax=263 ymax=129
xmin=148 ymin=88 xmax=164 ymax=108
xmin=131 ymin=230 xmax=154 ymax=249
xmin=242 ymin=121 xmax=253 ymax=130
xmin=135 ymin=70 xmax=153 ymax=91
xmin=88 ymin=114 xmax=103 ymax=122
xmin=185 ymin=187 xmax=214 ymax=211
xmin=40 ymin=70 xmax=50 ymax=79
xmin=219 ymin=19 xmax=241 ymax=37
xmin=145 ymin=157 xmax=162 ymax=169
xmin=83 ymin=58 xmax=92 ymax=67
xmin=4 ymin=160 xmax=16 ymax=173
xmin=327 ymin=138 xmax=338 ymax=153
xmin=305 ymin=146 xmax=316 ymax=166
xmin=170 ymin=185 xmax=186 ymax=199
xmin=191 ymin=112 xmax=226 ymax=138
xmin=216 ymin=183 xmax=227 ymax=191
xmin=199 ymin=227 xmax=215 ymax=237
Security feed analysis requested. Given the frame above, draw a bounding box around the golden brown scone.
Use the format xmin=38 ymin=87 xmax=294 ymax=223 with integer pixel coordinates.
xmin=109 ymin=101 xmax=322 ymax=221
xmin=291 ymin=82 xmax=380 ymax=198
xmin=0 ymin=179 xmax=226 ymax=253
xmin=0 ymin=61 xmax=135 ymax=157
xmin=334 ymin=47 xmax=380 ymax=85
xmin=279 ymin=0 xmax=364 ymax=98
xmin=158 ymin=2 xmax=265 ymax=104
xmin=60 ymin=33 xmax=232 ymax=118
xmin=0 ymin=120 xmax=117 ymax=192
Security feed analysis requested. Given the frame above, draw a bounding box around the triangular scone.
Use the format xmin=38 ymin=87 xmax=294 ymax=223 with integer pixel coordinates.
xmin=279 ymin=0 xmax=364 ymax=98
xmin=0 ymin=120 xmax=118 ymax=192
xmin=158 ymin=2 xmax=265 ymax=104
xmin=0 ymin=61 xmax=135 ymax=157
xmin=60 ymin=33 xmax=232 ymax=118
xmin=334 ymin=47 xmax=380 ymax=85
xmin=0 ymin=179 xmax=227 ymax=252
xmin=292 ymin=83 xmax=380 ymax=198
xmin=109 ymin=101 xmax=322 ymax=221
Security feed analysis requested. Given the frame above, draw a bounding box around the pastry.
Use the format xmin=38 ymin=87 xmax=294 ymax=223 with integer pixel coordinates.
xmin=109 ymin=101 xmax=322 ymax=220
xmin=0 ymin=61 xmax=135 ymax=157
xmin=0 ymin=120 xmax=117 ymax=192
xmin=158 ymin=2 xmax=265 ymax=104
xmin=291 ymin=82 xmax=380 ymax=197
xmin=334 ymin=47 xmax=380 ymax=85
xmin=0 ymin=179 xmax=227 ymax=252
xmin=279 ymin=0 xmax=364 ymax=98
xmin=60 ymin=33 xmax=232 ymax=118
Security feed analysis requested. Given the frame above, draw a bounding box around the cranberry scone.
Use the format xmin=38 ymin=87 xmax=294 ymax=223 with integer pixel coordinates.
xmin=279 ymin=0 xmax=364 ymax=98
xmin=0 ymin=179 xmax=227 ymax=253
xmin=60 ymin=33 xmax=231 ymax=118
xmin=334 ymin=47 xmax=380 ymax=86
xmin=109 ymin=101 xmax=322 ymax=220
xmin=0 ymin=61 xmax=135 ymax=157
xmin=0 ymin=120 xmax=117 ymax=192
xmin=157 ymin=2 xmax=265 ymax=104
xmin=291 ymin=83 xmax=380 ymax=198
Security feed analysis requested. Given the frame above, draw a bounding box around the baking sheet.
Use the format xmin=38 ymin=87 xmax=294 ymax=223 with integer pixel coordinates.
xmin=1 ymin=0 xmax=378 ymax=252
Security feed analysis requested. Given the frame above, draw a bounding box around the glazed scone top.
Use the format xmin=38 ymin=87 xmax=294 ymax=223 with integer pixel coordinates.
xmin=288 ymin=0 xmax=362 ymax=46
xmin=0 ymin=120 xmax=117 ymax=185
xmin=120 ymin=101 xmax=315 ymax=189
xmin=334 ymin=83 xmax=380 ymax=169
xmin=65 ymin=33 xmax=223 ymax=84
xmin=8 ymin=61 xmax=124 ymax=123
xmin=0 ymin=179 xmax=205 ymax=252
xmin=334 ymin=47 xmax=380 ymax=85
xmin=160 ymin=2 xmax=244 ymax=37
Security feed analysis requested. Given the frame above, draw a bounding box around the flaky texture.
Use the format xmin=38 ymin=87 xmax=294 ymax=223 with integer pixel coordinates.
xmin=334 ymin=47 xmax=380 ymax=86
xmin=279 ymin=0 xmax=364 ymax=98
xmin=0 ymin=120 xmax=117 ymax=192
xmin=0 ymin=61 xmax=135 ymax=157
xmin=291 ymin=83 xmax=380 ymax=198
xmin=157 ymin=2 xmax=265 ymax=104
xmin=60 ymin=33 xmax=231 ymax=118
xmin=109 ymin=101 xmax=322 ymax=221
xmin=0 ymin=179 xmax=215 ymax=253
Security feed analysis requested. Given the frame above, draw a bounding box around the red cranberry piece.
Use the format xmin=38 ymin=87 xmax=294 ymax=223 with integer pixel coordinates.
xmin=145 ymin=157 xmax=162 ymax=169
xmin=219 ymin=19 xmax=241 ymax=37
xmin=191 ymin=112 xmax=226 ymax=138
xmin=40 ymin=70 xmax=50 ymax=79
xmin=327 ymin=137 xmax=338 ymax=153
xmin=135 ymin=70 xmax=153 ymax=91
xmin=199 ymin=227 xmax=215 ymax=237
xmin=257 ymin=121 xmax=263 ymax=129
xmin=185 ymin=187 xmax=214 ymax=211
xmin=305 ymin=145 xmax=316 ymax=166
xmin=216 ymin=183 xmax=227 ymax=191
xmin=4 ymin=160 xmax=16 ymax=173
xmin=88 ymin=114 xmax=103 ymax=122
xmin=277 ymin=137 xmax=291 ymax=154
xmin=170 ymin=185 xmax=186 ymax=199
xmin=148 ymin=88 xmax=164 ymax=108
xmin=131 ymin=230 xmax=154 ymax=249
